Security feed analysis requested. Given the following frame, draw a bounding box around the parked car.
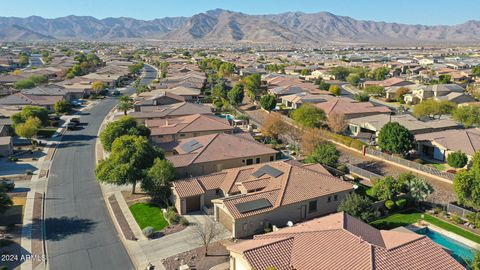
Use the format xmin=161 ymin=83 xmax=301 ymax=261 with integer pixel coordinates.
xmin=0 ymin=179 xmax=15 ymax=191
xmin=66 ymin=121 xmax=77 ymax=130
xmin=70 ymin=117 xmax=80 ymax=124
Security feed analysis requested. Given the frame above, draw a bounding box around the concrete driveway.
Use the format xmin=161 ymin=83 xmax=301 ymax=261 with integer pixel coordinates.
xmin=133 ymin=213 xmax=231 ymax=270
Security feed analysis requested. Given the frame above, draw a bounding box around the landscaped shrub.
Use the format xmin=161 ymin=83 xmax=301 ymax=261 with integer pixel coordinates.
xmin=142 ymin=226 xmax=154 ymax=238
xmin=450 ymin=215 xmax=465 ymax=225
xmin=336 ymin=164 xmax=350 ymax=174
xmin=395 ymin=198 xmax=407 ymax=209
xmin=180 ymin=217 xmax=189 ymax=226
xmin=385 ymin=200 xmax=395 ymax=210
xmin=446 ymin=151 xmax=468 ymax=168
xmin=165 ymin=208 xmax=179 ymax=224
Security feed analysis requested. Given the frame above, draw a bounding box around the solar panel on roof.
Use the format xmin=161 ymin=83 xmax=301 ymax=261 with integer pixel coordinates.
xmin=235 ymin=198 xmax=272 ymax=214
xmin=180 ymin=139 xmax=203 ymax=153
xmin=252 ymin=165 xmax=284 ymax=178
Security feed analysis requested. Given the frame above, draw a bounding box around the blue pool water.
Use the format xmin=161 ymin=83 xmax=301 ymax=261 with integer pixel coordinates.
xmin=417 ymin=227 xmax=474 ymax=265
xmin=215 ymin=114 xmax=234 ymax=121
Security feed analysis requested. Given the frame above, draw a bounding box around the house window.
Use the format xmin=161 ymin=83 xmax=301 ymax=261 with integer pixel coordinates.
xmin=180 ymin=133 xmax=186 ymax=137
xmin=327 ymin=196 xmax=331 ymax=203
xmin=215 ymin=189 xmax=221 ymax=195
xmin=158 ymin=135 xmax=164 ymax=138
xmin=256 ymin=158 xmax=261 ymax=164
xmin=334 ymin=195 xmax=338 ymax=201
xmin=246 ymin=159 xmax=253 ymax=165
xmin=308 ymin=200 xmax=317 ymax=213
xmin=270 ymin=156 xmax=274 ymax=161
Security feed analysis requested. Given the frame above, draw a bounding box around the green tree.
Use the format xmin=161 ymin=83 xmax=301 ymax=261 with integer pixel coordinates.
xmin=346 ymin=73 xmax=361 ymax=86
xmin=141 ymin=158 xmax=175 ymax=203
xmin=304 ymin=142 xmax=339 ymax=167
xmin=315 ymin=78 xmax=331 ymax=91
xmin=452 ymin=105 xmax=480 ymax=127
xmin=118 ymin=95 xmax=134 ymax=115
xmin=243 ymin=73 xmax=262 ymax=100
xmin=29 ymin=75 xmax=47 ymax=84
xmin=100 ymin=116 xmax=150 ymax=152
xmin=471 ymin=249 xmax=480 ymax=270
xmin=473 ymin=66 xmax=480 ymax=77
xmin=11 ymin=106 xmax=49 ymax=126
xmin=92 ymin=81 xmax=106 ymax=94
xmin=227 ymin=83 xmax=244 ymax=105
xmin=338 ymin=193 xmax=377 ymax=222
xmin=438 ymin=74 xmax=451 ymax=84
xmin=329 ymin=85 xmax=341 ymax=96
xmin=370 ymin=176 xmax=403 ymax=200
xmin=364 ymin=85 xmax=385 ymax=97
xmin=354 ymin=92 xmax=370 ymax=102
xmin=372 ymin=67 xmax=389 ymax=81
xmin=95 ymin=135 xmax=164 ymax=194
xmin=15 ymin=117 xmax=41 ymax=142
xmin=218 ymin=62 xmax=236 ymax=77
xmin=260 ymin=94 xmax=277 ymax=112
xmin=395 ymin=87 xmax=410 ymax=102
xmin=0 ymin=186 xmax=12 ymax=214
xmin=377 ymin=122 xmax=415 ymax=155
xmin=330 ymin=66 xmax=350 ymax=81
xmin=291 ymin=103 xmax=326 ymax=129
xmin=446 ymin=151 xmax=468 ymax=168
xmin=14 ymin=79 xmax=35 ymax=89
xmin=300 ymin=68 xmax=310 ymax=76
xmin=54 ymin=100 xmax=72 ymax=114
xmin=413 ymin=99 xmax=456 ymax=120
xmin=453 ymin=152 xmax=480 ymax=209
xmin=211 ymin=79 xmax=227 ymax=99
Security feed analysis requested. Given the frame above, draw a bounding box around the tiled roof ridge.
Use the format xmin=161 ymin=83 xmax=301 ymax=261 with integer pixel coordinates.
xmin=188 ymin=133 xmax=220 ymax=165
xmin=380 ymin=233 xmax=427 ymax=251
xmin=223 ymin=168 xmax=242 ymax=194
xmin=465 ymin=129 xmax=478 ymax=152
xmin=222 ymin=188 xmax=282 ymax=202
xmin=275 ymin=164 xmax=293 ymax=207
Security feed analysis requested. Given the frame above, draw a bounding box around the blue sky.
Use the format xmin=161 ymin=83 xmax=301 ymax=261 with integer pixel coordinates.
xmin=0 ymin=0 xmax=478 ymax=25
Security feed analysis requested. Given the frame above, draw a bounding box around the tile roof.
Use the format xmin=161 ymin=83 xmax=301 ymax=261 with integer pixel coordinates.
xmin=146 ymin=114 xmax=233 ymax=136
xmin=228 ymin=212 xmax=464 ymax=270
xmin=129 ymin=102 xmax=212 ymax=119
xmin=415 ymin=128 xmax=480 ymax=156
xmin=315 ymin=98 xmax=391 ymax=116
xmin=173 ymin=160 xmax=353 ymax=219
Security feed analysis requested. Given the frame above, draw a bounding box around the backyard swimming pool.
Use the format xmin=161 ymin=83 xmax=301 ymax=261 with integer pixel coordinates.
xmin=417 ymin=227 xmax=474 ymax=265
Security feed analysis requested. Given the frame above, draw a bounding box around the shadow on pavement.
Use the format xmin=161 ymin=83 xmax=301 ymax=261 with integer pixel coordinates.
xmin=61 ymin=134 xmax=97 ymax=142
xmin=44 ymin=216 xmax=97 ymax=241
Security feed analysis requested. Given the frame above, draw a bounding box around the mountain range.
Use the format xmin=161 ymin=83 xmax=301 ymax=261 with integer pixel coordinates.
xmin=1 ymin=9 xmax=480 ymax=44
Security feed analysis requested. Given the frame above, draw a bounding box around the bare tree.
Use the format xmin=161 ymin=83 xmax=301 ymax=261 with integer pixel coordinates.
xmin=192 ymin=218 xmax=219 ymax=256
xmin=327 ymin=113 xmax=347 ymax=133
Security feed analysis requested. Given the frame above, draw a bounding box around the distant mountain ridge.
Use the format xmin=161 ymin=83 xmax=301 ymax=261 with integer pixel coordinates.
xmin=1 ymin=9 xmax=479 ymax=44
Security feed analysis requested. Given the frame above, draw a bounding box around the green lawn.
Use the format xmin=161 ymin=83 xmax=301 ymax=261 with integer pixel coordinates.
xmin=129 ymin=203 xmax=169 ymax=231
xmin=370 ymin=209 xmax=480 ymax=244
xmin=426 ymin=163 xmax=446 ymax=171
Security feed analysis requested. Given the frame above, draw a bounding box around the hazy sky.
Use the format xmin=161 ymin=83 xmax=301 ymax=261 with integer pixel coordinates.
xmin=1 ymin=0 xmax=478 ymax=25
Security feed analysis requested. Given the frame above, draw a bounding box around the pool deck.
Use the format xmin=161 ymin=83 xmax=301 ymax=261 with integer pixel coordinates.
xmin=407 ymin=222 xmax=480 ymax=249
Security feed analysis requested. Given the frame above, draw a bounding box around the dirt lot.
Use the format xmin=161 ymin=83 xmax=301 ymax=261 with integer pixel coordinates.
xmin=162 ymin=240 xmax=234 ymax=270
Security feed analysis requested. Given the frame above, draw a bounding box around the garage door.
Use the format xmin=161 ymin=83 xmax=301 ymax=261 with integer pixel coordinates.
xmin=185 ymin=196 xmax=201 ymax=213
xmin=217 ymin=207 xmax=233 ymax=232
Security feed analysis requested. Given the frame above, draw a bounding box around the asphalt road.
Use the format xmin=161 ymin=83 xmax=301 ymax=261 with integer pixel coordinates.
xmin=45 ymin=65 xmax=156 ymax=270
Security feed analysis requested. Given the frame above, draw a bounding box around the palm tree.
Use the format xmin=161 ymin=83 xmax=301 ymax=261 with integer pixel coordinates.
xmin=405 ymin=177 xmax=433 ymax=204
xmin=118 ymin=95 xmax=133 ymax=115
xmin=471 ymin=249 xmax=480 ymax=270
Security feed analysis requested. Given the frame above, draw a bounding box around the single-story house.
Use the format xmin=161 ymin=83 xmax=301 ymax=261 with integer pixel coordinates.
xmin=0 ymin=92 xmax=64 ymax=112
xmin=146 ymin=114 xmax=234 ymax=144
xmin=167 ymin=133 xmax=279 ymax=178
xmin=315 ymin=98 xmax=391 ymax=120
xmin=362 ymin=77 xmax=414 ymax=88
xmin=164 ymin=86 xmax=201 ymax=101
xmin=128 ymin=102 xmax=212 ymax=123
xmin=415 ymin=128 xmax=480 ymax=162
xmin=134 ymin=91 xmax=185 ymax=111
xmin=172 ymin=160 xmax=353 ymax=238
xmin=348 ymin=114 xmax=460 ymax=139
xmin=281 ymin=92 xmax=335 ymax=109
xmin=403 ymin=84 xmax=468 ymax=104
xmin=227 ymin=212 xmax=464 ymax=270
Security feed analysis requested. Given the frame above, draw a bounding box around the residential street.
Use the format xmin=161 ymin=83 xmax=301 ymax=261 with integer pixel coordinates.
xmin=44 ymin=65 xmax=156 ymax=270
